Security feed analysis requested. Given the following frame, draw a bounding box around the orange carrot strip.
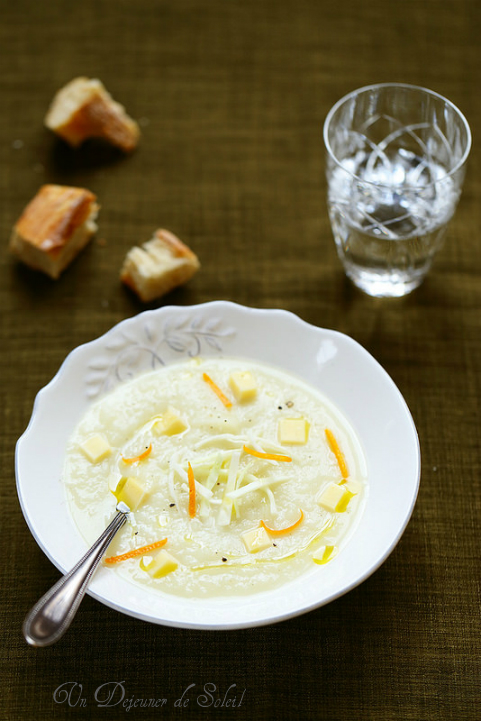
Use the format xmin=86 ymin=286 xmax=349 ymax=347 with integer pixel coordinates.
xmin=122 ymin=443 xmax=153 ymax=464
xmin=261 ymin=509 xmax=304 ymax=536
xmin=243 ymin=445 xmax=292 ymax=462
xmin=104 ymin=539 xmax=167 ymax=565
xmin=325 ymin=429 xmax=349 ymax=478
xmin=188 ymin=462 xmax=196 ymax=518
xmin=203 ymin=372 xmax=232 ymax=408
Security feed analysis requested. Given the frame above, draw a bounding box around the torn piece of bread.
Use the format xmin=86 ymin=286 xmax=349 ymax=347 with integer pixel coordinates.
xmin=9 ymin=184 xmax=99 ymax=279
xmin=121 ymin=229 xmax=200 ymax=302
xmin=44 ymin=77 xmax=140 ymax=152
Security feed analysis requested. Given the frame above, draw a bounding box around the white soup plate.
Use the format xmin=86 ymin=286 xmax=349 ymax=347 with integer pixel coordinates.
xmin=16 ymin=301 xmax=420 ymax=629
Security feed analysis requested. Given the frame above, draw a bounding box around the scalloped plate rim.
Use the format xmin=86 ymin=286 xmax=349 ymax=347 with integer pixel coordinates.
xmin=15 ymin=301 xmax=421 ymax=630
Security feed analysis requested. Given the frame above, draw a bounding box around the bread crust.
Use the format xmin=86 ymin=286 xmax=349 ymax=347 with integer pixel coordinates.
xmin=121 ymin=229 xmax=200 ymax=302
xmin=45 ymin=77 xmax=140 ymax=152
xmin=10 ymin=184 xmax=99 ymax=279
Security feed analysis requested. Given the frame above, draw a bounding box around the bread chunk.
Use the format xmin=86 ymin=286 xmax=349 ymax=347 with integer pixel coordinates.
xmin=44 ymin=77 xmax=140 ymax=152
xmin=121 ymin=229 xmax=200 ymax=302
xmin=9 ymin=184 xmax=99 ymax=279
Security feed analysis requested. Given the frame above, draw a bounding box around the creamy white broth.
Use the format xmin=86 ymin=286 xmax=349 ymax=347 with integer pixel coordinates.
xmin=64 ymin=357 xmax=367 ymax=596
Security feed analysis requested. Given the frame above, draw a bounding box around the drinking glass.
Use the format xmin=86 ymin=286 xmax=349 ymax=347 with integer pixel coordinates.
xmin=323 ymin=83 xmax=471 ymax=297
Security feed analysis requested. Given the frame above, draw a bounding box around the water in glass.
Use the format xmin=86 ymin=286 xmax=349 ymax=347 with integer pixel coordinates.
xmin=327 ymin=148 xmax=459 ymax=297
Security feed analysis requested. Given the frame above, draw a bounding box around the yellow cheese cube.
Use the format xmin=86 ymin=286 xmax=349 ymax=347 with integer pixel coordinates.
xmin=342 ymin=479 xmax=361 ymax=495
xmin=145 ymin=549 xmax=178 ymax=578
xmin=278 ymin=417 xmax=310 ymax=445
xmin=312 ymin=545 xmax=337 ymax=565
xmin=317 ymin=483 xmax=353 ymax=513
xmin=114 ymin=476 xmax=148 ymax=510
xmin=241 ymin=526 xmax=272 ymax=553
xmin=79 ymin=434 xmax=112 ymax=463
xmin=152 ymin=408 xmax=187 ymax=436
xmin=228 ymin=371 xmax=257 ymax=402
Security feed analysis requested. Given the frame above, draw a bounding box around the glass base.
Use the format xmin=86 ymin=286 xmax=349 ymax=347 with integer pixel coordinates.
xmin=344 ymin=267 xmax=425 ymax=298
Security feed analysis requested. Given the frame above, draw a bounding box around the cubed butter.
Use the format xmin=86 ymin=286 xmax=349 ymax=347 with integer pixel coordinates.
xmin=229 ymin=371 xmax=257 ymax=402
xmin=317 ymin=483 xmax=353 ymax=513
xmin=114 ymin=476 xmax=148 ymax=510
xmin=80 ymin=434 xmax=112 ymax=463
xmin=278 ymin=417 xmax=310 ymax=445
xmin=152 ymin=408 xmax=187 ymax=436
xmin=312 ymin=545 xmax=337 ymax=565
xmin=145 ymin=549 xmax=178 ymax=578
xmin=241 ymin=526 xmax=272 ymax=553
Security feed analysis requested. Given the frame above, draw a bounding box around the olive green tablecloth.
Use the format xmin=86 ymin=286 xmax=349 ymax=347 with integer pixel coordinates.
xmin=1 ymin=1 xmax=480 ymax=719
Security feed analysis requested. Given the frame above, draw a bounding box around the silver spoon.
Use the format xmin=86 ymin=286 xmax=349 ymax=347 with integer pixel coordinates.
xmin=23 ymin=502 xmax=130 ymax=647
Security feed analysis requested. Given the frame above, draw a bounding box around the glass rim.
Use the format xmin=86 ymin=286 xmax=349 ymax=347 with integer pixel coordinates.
xmin=323 ymin=82 xmax=472 ymax=189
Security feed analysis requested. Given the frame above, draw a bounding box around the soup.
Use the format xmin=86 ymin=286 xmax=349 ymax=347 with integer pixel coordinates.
xmin=64 ymin=357 xmax=367 ymax=596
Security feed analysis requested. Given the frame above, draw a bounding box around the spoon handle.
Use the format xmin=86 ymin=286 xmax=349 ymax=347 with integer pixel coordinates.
xmin=23 ymin=503 xmax=130 ymax=647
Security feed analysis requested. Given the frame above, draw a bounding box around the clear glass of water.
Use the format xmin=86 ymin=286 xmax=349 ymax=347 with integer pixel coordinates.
xmin=323 ymin=83 xmax=471 ymax=297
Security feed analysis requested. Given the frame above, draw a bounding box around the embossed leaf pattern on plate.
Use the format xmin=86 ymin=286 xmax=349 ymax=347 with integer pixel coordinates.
xmin=85 ymin=315 xmax=236 ymax=398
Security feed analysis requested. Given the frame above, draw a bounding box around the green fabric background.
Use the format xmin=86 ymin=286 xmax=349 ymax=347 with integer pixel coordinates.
xmin=1 ymin=1 xmax=480 ymax=719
